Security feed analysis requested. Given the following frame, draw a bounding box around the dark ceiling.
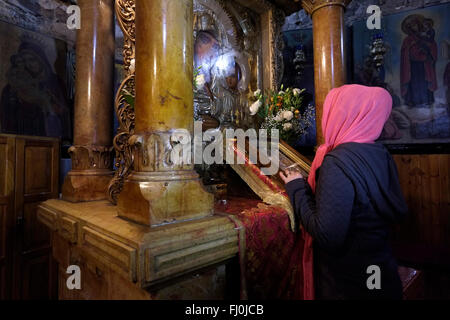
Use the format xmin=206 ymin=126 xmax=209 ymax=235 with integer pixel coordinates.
xmin=270 ymin=0 xmax=303 ymax=15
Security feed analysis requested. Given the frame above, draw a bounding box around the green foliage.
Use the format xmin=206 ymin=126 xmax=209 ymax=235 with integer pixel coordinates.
xmin=250 ymin=86 xmax=314 ymax=143
xmin=193 ymin=66 xmax=202 ymax=89
xmin=122 ymin=88 xmax=135 ymax=108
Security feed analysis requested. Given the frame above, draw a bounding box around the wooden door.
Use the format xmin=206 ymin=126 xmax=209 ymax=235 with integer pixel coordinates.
xmin=12 ymin=136 xmax=59 ymax=299
xmin=0 ymin=136 xmax=15 ymax=299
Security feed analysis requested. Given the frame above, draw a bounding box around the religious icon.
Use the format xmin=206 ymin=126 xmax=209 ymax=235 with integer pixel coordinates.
xmin=0 ymin=30 xmax=72 ymax=140
xmin=210 ymin=52 xmax=242 ymax=127
xmin=400 ymin=14 xmax=438 ymax=108
xmin=193 ymin=1 xmax=254 ymax=130
xmin=352 ymin=4 xmax=450 ymax=144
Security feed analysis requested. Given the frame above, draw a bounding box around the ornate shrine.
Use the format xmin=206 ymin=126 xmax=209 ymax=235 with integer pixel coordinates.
xmin=37 ymin=0 xmax=350 ymax=299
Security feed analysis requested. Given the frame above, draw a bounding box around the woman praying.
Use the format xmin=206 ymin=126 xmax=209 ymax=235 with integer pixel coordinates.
xmin=280 ymin=84 xmax=408 ymax=300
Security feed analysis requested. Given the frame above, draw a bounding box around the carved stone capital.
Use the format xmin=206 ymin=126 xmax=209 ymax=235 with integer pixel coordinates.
xmin=69 ymin=145 xmax=114 ymax=171
xmin=117 ymin=130 xmax=214 ymax=227
xmin=130 ymin=131 xmax=194 ymax=173
xmin=63 ymin=145 xmax=114 ymax=202
xmin=301 ymin=0 xmax=351 ymax=16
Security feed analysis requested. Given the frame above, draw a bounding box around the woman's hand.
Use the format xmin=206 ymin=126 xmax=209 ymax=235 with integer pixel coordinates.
xmin=279 ymin=169 xmax=304 ymax=184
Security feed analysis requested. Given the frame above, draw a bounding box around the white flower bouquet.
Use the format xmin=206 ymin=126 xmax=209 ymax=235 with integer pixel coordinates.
xmin=249 ymin=85 xmax=315 ymax=143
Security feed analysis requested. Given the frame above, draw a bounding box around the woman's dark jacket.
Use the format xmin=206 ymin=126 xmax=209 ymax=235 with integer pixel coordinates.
xmin=285 ymin=142 xmax=408 ymax=300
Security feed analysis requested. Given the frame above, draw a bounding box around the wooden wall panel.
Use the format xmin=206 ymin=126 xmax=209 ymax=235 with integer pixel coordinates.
xmin=24 ymin=146 xmax=53 ymax=195
xmin=12 ymin=137 xmax=59 ymax=300
xmin=19 ymin=253 xmax=53 ymax=300
xmin=0 ymin=263 xmax=5 ymax=299
xmin=393 ymin=154 xmax=450 ymax=248
xmin=1 ymin=135 xmax=59 ymax=299
xmin=0 ymin=205 xmax=7 ymax=300
xmin=0 ymin=136 xmax=15 ymax=299
xmin=0 ymin=205 xmax=6 ymax=262
xmin=0 ymin=143 xmax=7 ymax=196
xmin=23 ymin=202 xmax=51 ymax=253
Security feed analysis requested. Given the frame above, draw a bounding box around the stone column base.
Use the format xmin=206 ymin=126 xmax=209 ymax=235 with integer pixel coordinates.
xmin=62 ymin=170 xmax=113 ymax=202
xmin=117 ymin=171 xmax=214 ymax=227
xmin=37 ymin=199 xmax=238 ymax=298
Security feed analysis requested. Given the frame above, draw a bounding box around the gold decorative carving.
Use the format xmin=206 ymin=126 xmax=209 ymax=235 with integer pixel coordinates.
xmin=108 ymin=75 xmax=135 ymax=204
xmin=230 ymin=141 xmax=312 ymax=232
xmin=230 ymin=162 xmax=297 ymax=230
xmin=195 ymin=0 xmax=239 ymax=48
xmin=69 ymin=145 xmax=113 ymax=171
xmin=269 ymin=7 xmax=285 ymax=89
xmin=301 ymin=0 xmax=351 ymax=16
xmin=278 ymin=142 xmax=311 ymax=174
xmin=115 ymin=0 xmax=136 ymax=73
xmin=253 ymin=0 xmax=285 ymax=90
xmin=108 ymin=0 xmax=136 ymax=204
xmin=232 ymin=0 xmax=285 ymax=90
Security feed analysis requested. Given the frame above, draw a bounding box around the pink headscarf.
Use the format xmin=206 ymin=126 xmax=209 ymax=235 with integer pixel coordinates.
xmin=302 ymin=84 xmax=392 ymax=300
xmin=308 ymin=84 xmax=393 ymax=190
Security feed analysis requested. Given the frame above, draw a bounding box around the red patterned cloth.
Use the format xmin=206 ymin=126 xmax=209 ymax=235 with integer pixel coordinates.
xmin=216 ymin=198 xmax=305 ymax=299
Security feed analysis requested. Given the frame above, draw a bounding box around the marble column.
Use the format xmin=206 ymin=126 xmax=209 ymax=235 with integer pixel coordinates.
xmin=117 ymin=0 xmax=214 ymax=226
xmin=301 ymin=0 xmax=350 ymax=145
xmin=62 ymin=0 xmax=115 ymax=202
